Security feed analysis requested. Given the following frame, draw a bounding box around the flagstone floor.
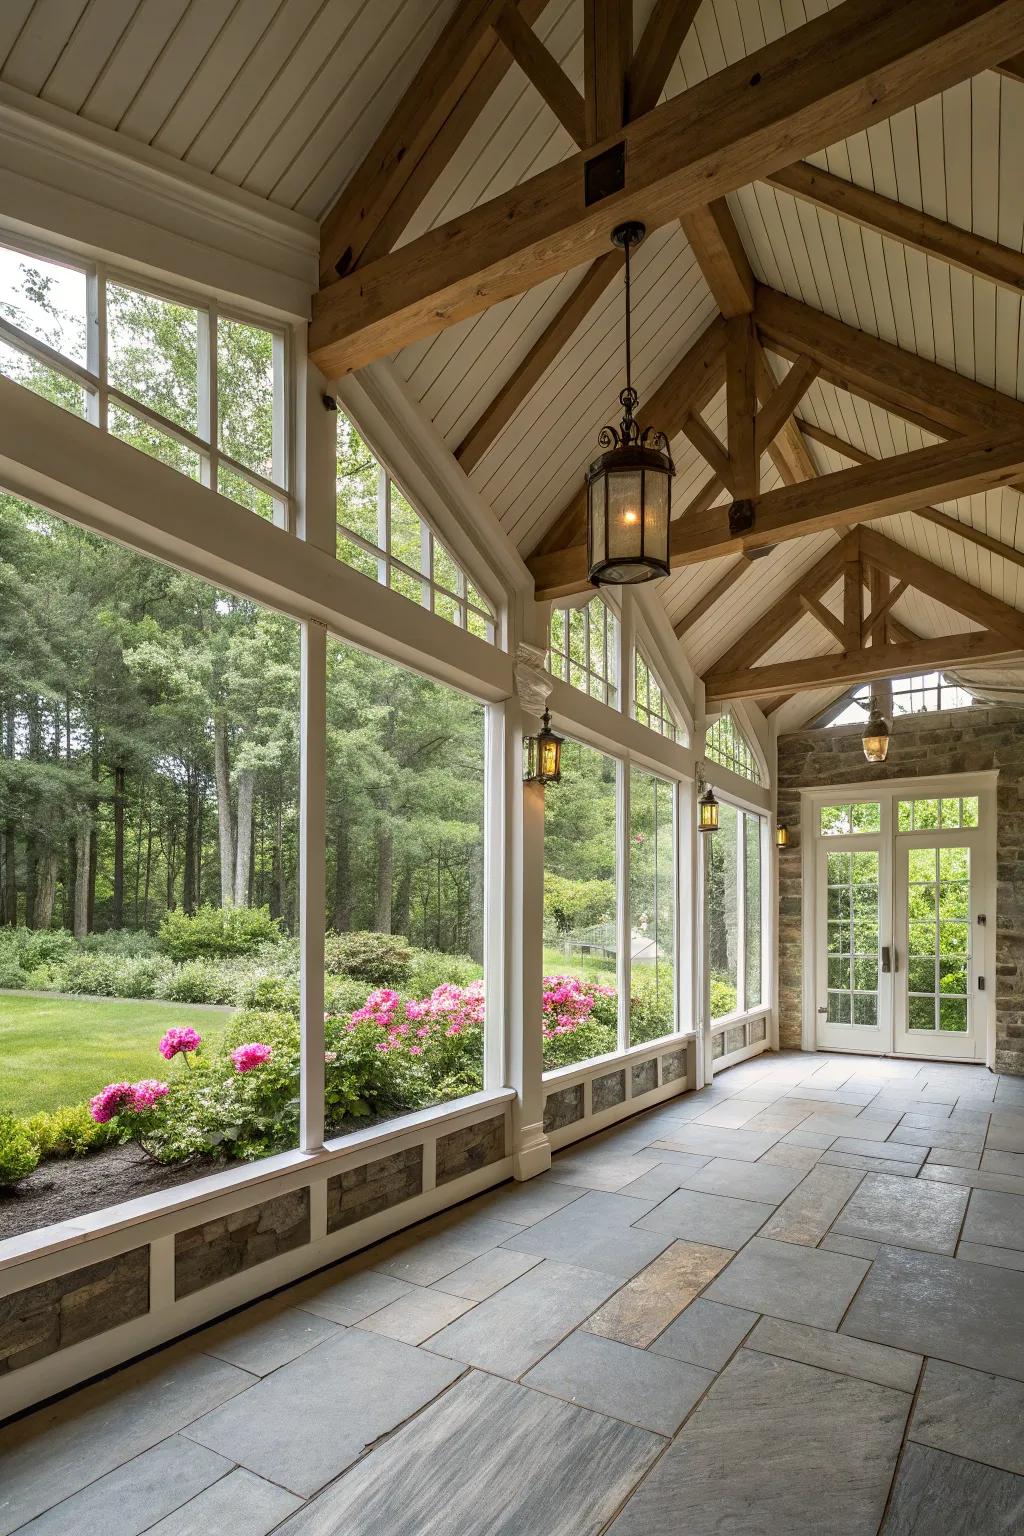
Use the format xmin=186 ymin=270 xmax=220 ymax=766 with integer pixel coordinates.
xmin=4 ymin=1049 xmax=1024 ymax=1535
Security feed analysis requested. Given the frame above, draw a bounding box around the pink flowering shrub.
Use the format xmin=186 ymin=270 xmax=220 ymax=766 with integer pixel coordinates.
xmin=89 ymin=1078 xmax=168 ymax=1124
xmin=158 ymin=1025 xmax=202 ymax=1061
xmin=337 ymin=980 xmax=485 ymax=1105
xmin=541 ymin=974 xmax=618 ymax=1070
xmin=230 ymin=1041 xmax=273 ymax=1073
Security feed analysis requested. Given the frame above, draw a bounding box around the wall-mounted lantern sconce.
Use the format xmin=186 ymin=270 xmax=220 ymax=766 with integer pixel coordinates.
xmin=861 ymin=695 xmax=891 ymax=763
xmin=775 ymin=824 xmax=790 ymax=850
xmin=696 ymin=764 xmax=719 ymax=833
xmin=524 ymin=708 xmax=563 ymax=786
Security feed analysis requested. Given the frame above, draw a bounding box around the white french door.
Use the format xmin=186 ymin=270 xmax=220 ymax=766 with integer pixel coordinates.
xmin=893 ymin=836 xmax=981 ymax=1060
xmin=808 ymin=780 xmax=993 ymax=1063
xmin=816 ymin=834 xmax=890 ymax=1054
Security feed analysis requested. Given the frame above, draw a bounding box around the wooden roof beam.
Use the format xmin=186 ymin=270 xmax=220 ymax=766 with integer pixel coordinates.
xmin=627 ymin=0 xmax=703 ymax=118
xmin=311 ymin=0 xmax=1024 ymax=374
xmin=528 ymin=432 xmax=1024 ymax=598
xmin=679 ymin=200 xmax=755 ymax=317
xmin=756 ymin=286 xmax=1024 ymax=438
xmin=583 ymin=0 xmax=631 ymax=144
xmin=674 ymin=555 xmax=749 ymax=638
xmin=767 ymin=160 xmax=1024 ymax=299
xmin=795 ymin=416 xmax=1024 ymax=574
xmin=858 ymin=526 xmax=1024 ymax=649
xmin=705 ymin=537 xmax=855 ymax=678
xmin=319 ymin=0 xmax=544 ymax=283
xmin=495 ymin=5 xmax=587 ymax=145
xmin=455 ymin=252 xmax=621 ymax=472
xmin=705 ymin=631 xmax=1022 ymax=701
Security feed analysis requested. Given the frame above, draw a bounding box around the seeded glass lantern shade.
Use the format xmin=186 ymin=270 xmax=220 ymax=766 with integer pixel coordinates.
xmin=524 ymin=708 xmax=563 ymax=785
xmin=861 ymin=698 xmax=891 ymax=763
xmin=587 ymin=445 xmax=673 ymax=584
xmin=587 ymin=222 xmax=674 ymax=587
xmin=698 ymin=786 xmax=720 ymax=832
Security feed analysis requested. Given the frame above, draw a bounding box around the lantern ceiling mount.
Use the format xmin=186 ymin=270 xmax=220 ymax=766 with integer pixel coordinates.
xmin=586 ymin=222 xmax=675 ymax=587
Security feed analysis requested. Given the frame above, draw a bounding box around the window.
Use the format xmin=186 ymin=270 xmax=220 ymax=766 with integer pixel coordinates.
xmin=0 ymin=489 xmax=301 ymax=1236
xmin=705 ymin=804 xmax=765 ymax=1022
xmin=324 ymin=637 xmax=486 ymax=1125
xmin=548 ymin=595 xmax=618 ymax=707
xmin=629 ymin=769 xmax=675 ymax=1043
xmin=898 ymin=795 xmax=979 ymax=832
xmin=820 ymin=802 xmax=881 ymax=836
xmin=825 ymin=673 xmax=974 ymax=725
xmin=336 ymin=412 xmax=496 ymax=641
xmin=542 ymin=739 xmax=618 ymax=1070
xmin=633 ymin=648 xmax=679 ymax=740
xmin=705 ymin=712 xmax=761 ymax=784
xmin=0 ymin=239 xmax=290 ymax=522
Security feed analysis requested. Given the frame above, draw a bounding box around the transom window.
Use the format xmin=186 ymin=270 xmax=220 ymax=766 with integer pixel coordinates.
xmin=336 ymin=411 xmax=496 ymax=642
xmin=820 ymin=802 xmax=882 ymax=836
xmin=898 ymin=795 xmax=979 ymax=832
xmin=633 ymin=647 xmax=679 ymax=740
xmin=0 ymin=239 xmax=290 ymax=525
xmin=548 ymin=595 xmax=619 ymax=707
xmin=826 ymin=673 xmax=974 ymax=725
xmin=705 ymin=713 xmax=761 ymax=784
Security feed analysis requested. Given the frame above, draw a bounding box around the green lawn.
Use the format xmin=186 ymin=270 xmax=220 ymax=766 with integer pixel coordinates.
xmin=0 ymin=995 xmax=233 ymax=1116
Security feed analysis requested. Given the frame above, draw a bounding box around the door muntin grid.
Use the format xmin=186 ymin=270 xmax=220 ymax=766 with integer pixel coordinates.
xmin=825 ymin=847 xmax=880 ymax=1029
xmin=906 ymin=845 xmax=971 ymax=1035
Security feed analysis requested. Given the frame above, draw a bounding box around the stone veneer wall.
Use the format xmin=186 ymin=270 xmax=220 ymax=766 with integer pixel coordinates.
xmin=0 ymin=1247 xmax=149 ymax=1374
xmin=777 ymin=707 xmax=1024 ymax=1073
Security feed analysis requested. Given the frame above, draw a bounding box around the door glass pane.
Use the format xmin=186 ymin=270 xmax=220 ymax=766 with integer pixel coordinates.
xmin=906 ymin=845 xmax=970 ymax=1036
xmin=629 ymin=769 xmax=675 ymax=1044
xmin=825 ymin=847 xmax=879 ymax=1028
xmin=706 ymin=803 xmax=739 ymax=1018
xmin=543 ymin=739 xmax=618 ymax=1070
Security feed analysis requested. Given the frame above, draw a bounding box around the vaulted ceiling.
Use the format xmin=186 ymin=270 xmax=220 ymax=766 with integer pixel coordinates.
xmin=5 ymin=0 xmax=1024 ymax=731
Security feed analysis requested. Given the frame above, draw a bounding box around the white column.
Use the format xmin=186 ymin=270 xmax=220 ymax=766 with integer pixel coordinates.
xmin=507 ymin=697 xmax=551 ymax=1179
xmin=297 ymin=358 xmax=335 ymax=1152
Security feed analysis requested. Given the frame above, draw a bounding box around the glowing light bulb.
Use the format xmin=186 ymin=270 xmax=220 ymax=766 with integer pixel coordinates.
xmin=622 ymin=509 xmax=639 ymax=525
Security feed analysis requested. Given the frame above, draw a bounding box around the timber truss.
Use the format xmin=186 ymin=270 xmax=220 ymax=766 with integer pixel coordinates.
xmin=311 ymin=0 xmax=1024 ymax=709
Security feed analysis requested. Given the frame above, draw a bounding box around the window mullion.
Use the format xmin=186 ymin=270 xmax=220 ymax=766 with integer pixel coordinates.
xmin=198 ymin=300 xmax=216 ymax=492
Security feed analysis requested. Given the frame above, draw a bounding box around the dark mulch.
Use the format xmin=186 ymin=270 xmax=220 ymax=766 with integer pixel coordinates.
xmin=0 ymin=1143 xmax=228 ymax=1240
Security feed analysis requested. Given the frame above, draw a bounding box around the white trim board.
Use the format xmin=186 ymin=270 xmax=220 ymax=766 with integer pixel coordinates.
xmin=0 ymin=84 xmax=317 ymax=320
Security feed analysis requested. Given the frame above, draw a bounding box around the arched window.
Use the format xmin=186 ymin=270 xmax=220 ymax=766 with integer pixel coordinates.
xmin=548 ymin=594 xmax=619 ymax=707
xmin=705 ymin=712 xmax=762 ymax=785
xmin=633 ymin=646 xmax=680 ymax=741
xmin=336 ymin=411 xmax=497 ymax=642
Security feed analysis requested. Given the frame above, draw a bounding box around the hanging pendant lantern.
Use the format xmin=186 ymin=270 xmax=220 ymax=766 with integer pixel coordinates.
xmin=861 ymin=695 xmax=891 ymax=763
xmin=587 ymin=223 xmax=675 ymax=586
xmin=524 ymin=708 xmax=564 ymax=786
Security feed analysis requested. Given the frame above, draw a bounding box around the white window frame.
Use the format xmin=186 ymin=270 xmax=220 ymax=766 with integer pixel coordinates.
xmin=704 ymin=710 xmax=763 ymax=786
xmin=336 ymin=431 xmax=497 ymax=643
xmin=701 ymin=793 xmax=771 ymax=1065
xmin=0 ymin=231 xmax=294 ymax=529
xmin=548 ymin=593 xmax=620 ymax=708
xmin=633 ymin=642 xmax=681 ymax=741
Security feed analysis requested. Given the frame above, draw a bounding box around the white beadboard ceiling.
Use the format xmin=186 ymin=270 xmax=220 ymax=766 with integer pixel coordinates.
xmin=3 ymin=0 xmax=1024 ymax=705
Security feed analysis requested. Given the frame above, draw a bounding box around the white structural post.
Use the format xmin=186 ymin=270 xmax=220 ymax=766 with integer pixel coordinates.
xmin=298 ymin=358 xmax=335 ymax=1153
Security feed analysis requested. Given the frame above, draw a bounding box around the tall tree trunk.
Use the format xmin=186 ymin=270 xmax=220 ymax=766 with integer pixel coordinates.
xmin=24 ymin=837 xmax=37 ymax=930
xmin=182 ymin=772 xmax=197 ymax=915
xmin=74 ymin=818 xmax=91 ymax=939
xmin=132 ymin=782 xmax=146 ymax=927
xmin=271 ymin=801 xmax=284 ymax=920
xmin=87 ymin=736 xmax=99 ymax=930
xmin=333 ymin=817 xmax=352 ymax=932
xmin=34 ymin=850 xmax=58 ymax=930
xmin=1 ymin=821 xmax=15 ymax=925
xmin=213 ymin=716 xmax=235 ymax=907
xmin=233 ymin=768 xmax=254 ymax=907
xmin=375 ymin=824 xmax=393 ymax=933
xmin=142 ymin=817 xmax=153 ymax=929
xmin=111 ymin=761 xmax=126 ymax=929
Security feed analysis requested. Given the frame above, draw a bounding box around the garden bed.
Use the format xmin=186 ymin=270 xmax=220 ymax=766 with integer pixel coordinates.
xmin=0 ymin=1140 xmax=229 ymax=1240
